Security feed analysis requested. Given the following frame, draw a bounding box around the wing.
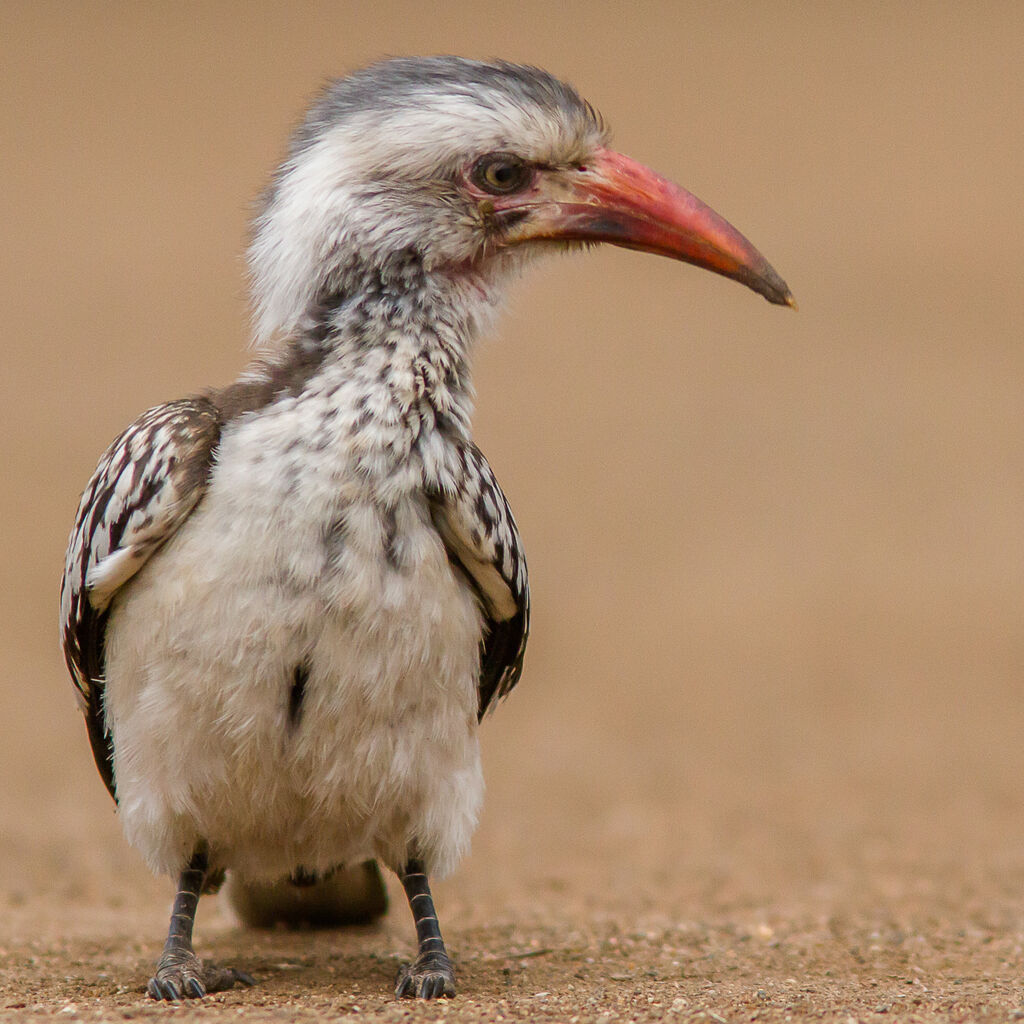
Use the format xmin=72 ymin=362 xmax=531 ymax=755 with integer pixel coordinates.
xmin=59 ymin=398 xmax=222 ymax=799
xmin=430 ymin=442 xmax=530 ymax=719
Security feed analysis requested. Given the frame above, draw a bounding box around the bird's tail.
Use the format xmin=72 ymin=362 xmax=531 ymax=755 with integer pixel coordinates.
xmin=226 ymin=860 xmax=388 ymax=929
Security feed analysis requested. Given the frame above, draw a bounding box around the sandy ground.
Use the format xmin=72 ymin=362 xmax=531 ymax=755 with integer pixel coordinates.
xmin=3 ymin=3 xmax=1024 ymax=1021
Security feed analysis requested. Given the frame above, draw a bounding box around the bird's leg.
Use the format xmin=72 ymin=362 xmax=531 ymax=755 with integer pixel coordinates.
xmin=147 ymin=849 xmax=255 ymax=1000
xmin=394 ymin=858 xmax=456 ymax=999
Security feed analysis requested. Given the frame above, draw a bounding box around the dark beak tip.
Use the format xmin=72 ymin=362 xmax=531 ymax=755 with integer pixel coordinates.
xmin=770 ymin=286 xmax=798 ymax=310
xmin=750 ymin=261 xmax=796 ymax=309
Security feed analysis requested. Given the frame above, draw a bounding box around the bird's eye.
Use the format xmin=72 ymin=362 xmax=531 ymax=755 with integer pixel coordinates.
xmin=470 ymin=154 xmax=533 ymax=195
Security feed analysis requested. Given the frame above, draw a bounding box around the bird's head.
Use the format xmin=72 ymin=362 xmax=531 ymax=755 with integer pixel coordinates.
xmin=250 ymin=57 xmax=793 ymax=346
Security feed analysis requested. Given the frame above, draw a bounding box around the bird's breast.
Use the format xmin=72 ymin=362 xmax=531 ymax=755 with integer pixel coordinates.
xmin=104 ymin=382 xmax=484 ymax=844
xmin=191 ymin=395 xmax=449 ymax=619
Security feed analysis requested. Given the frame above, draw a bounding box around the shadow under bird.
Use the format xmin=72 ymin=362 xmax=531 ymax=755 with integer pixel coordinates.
xmin=59 ymin=56 xmax=793 ymax=1002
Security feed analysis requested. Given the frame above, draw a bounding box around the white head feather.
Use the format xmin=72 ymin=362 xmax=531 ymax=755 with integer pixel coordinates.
xmin=248 ymin=57 xmax=606 ymax=348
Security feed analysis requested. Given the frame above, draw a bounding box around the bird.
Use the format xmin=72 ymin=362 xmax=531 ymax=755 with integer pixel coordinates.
xmin=59 ymin=56 xmax=793 ymax=1003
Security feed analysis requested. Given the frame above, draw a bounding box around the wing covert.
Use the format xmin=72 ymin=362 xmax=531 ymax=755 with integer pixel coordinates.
xmin=59 ymin=398 xmax=221 ymax=797
xmin=430 ymin=442 xmax=529 ymax=719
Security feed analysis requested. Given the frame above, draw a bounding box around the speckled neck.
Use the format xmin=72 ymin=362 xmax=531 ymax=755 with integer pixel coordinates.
xmin=219 ymin=249 xmax=503 ymax=437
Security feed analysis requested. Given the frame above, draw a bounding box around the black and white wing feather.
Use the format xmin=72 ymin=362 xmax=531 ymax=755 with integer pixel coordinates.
xmin=59 ymin=398 xmax=221 ymax=798
xmin=430 ymin=442 xmax=529 ymax=719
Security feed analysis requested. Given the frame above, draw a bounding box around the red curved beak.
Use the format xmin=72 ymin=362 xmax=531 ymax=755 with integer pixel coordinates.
xmin=497 ymin=147 xmax=795 ymax=308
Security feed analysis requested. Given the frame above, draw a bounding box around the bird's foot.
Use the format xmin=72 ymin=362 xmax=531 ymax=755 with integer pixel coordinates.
xmin=147 ymin=949 xmax=255 ymax=1000
xmin=395 ymin=952 xmax=456 ymax=999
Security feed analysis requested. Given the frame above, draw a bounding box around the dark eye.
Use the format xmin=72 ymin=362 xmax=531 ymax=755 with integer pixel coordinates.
xmin=470 ymin=154 xmax=533 ymax=195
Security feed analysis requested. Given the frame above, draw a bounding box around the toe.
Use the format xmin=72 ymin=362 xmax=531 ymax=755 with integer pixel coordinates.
xmin=394 ymin=961 xmax=455 ymax=1000
xmin=183 ymin=977 xmax=207 ymax=999
xmin=203 ymin=963 xmax=256 ymax=993
xmin=147 ymin=976 xmax=183 ymax=1001
xmin=395 ymin=966 xmax=414 ymax=999
xmin=149 ymin=953 xmax=252 ymax=1001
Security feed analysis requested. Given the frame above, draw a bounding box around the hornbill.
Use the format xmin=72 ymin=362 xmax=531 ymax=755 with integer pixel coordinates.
xmin=60 ymin=56 xmax=793 ymax=1002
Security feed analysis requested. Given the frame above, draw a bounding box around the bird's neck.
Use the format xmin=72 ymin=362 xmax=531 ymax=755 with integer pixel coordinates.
xmin=228 ymin=253 xmax=505 ymax=436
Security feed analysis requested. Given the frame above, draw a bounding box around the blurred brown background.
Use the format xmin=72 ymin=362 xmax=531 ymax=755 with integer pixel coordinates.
xmin=2 ymin=2 xmax=1024 ymax=1020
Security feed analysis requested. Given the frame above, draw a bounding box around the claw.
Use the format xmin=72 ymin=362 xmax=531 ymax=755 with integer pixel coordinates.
xmin=147 ymin=953 xmax=254 ymax=1001
xmin=183 ymin=977 xmax=206 ymax=999
xmin=148 ymin=976 xmax=184 ymax=1001
xmin=395 ymin=955 xmax=456 ymax=999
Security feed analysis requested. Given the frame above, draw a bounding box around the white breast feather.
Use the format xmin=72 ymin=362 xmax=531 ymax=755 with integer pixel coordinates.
xmin=101 ymin=365 xmax=486 ymax=881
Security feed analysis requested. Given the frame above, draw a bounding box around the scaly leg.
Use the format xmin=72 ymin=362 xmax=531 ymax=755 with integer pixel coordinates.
xmin=394 ymin=858 xmax=456 ymax=999
xmin=147 ymin=850 xmax=255 ymax=1000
